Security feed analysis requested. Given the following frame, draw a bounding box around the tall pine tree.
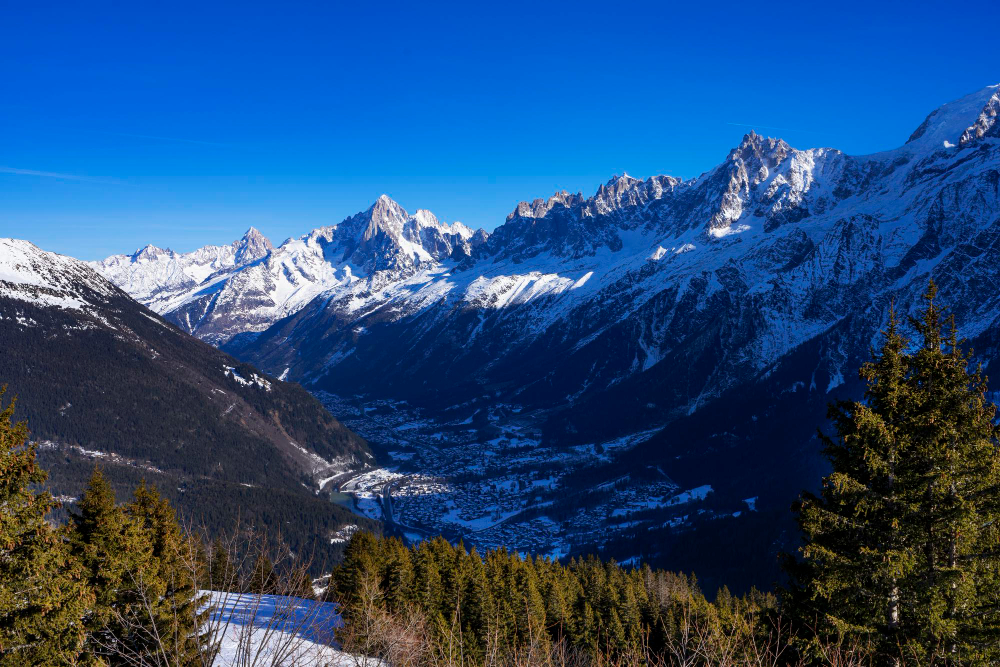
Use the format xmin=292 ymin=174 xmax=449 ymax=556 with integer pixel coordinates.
xmin=126 ymin=482 xmax=209 ymax=665
xmin=0 ymin=387 xmax=91 ymax=665
xmin=904 ymin=282 xmax=1000 ymax=662
xmin=68 ymin=467 xmax=156 ymax=664
xmin=788 ymin=283 xmax=1000 ymax=664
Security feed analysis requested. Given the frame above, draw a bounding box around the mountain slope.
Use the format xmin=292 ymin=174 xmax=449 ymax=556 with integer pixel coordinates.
xmin=0 ymin=238 xmax=376 ymax=559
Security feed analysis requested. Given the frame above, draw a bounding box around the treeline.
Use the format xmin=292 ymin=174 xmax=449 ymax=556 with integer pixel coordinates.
xmin=328 ymin=532 xmax=797 ymax=665
xmin=37 ymin=446 xmax=379 ymax=572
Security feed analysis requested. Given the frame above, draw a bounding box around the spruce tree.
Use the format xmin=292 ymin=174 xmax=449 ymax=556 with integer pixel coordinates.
xmin=249 ymin=554 xmax=277 ymax=595
xmin=0 ymin=387 xmax=91 ymax=665
xmin=788 ymin=284 xmax=1000 ymax=664
xmin=787 ymin=305 xmax=916 ymax=658
xmin=126 ymin=482 xmax=208 ymax=665
xmin=68 ymin=467 xmax=156 ymax=664
xmin=904 ymin=282 xmax=1000 ymax=662
xmin=209 ymin=538 xmax=236 ymax=592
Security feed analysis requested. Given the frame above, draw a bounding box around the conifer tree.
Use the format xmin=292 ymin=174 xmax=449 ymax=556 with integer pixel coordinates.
xmin=209 ymin=538 xmax=236 ymax=592
xmin=381 ymin=537 xmax=414 ymax=610
xmin=0 ymin=387 xmax=91 ymax=664
xmin=787 ymin=305 xmax=916 ymax=658
xmin=249 ymin=554 xmax=277 ymax=595
xmin=126 ymin=482 xmax=208 ymax=664
xmin=903 ymin=282 xmax=1000 ymax=662
xmin=412 ymin=541 xmax=444 ymax=621
xmin=68 ymin=467 xmax=156 ymax=663
xmin=788 ymin=283 xmax=1000 ymax=664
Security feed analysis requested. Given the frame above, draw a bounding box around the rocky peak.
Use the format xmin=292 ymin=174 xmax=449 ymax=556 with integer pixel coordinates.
xmin=233 ymin=227 xmax=274 ymax=265
xmin=703 ymin=134 xmax=799 ymax=236
xmin=134 ymin=244 xmax=173 ymax=261
xmin=960 ymin=88 xmax=1000 ymax=146
xmin=507 ymin=190 xmax=584 ymax=222
xmin=601 ymin=172 xmax=642 ymax=194
xmin=727 ymin=132 xmax=790 ymax=169
xmin=361 ymin=194 xmax=409 ymax=242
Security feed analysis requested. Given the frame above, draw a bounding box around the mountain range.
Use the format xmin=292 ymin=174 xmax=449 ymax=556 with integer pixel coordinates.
xmin=51 ymin=82 xmax=1000 ymax=590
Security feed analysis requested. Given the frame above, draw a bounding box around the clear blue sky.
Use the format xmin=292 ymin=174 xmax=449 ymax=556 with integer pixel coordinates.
xmin=2 ymin=0 xmax=998 ymax=260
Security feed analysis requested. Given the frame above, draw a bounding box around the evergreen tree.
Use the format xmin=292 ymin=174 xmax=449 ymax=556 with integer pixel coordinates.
xmin=249 ymin=554 xmax=277 ymax=595
xmin=904 ymin=283 xmax=1000 ymax=662
xmin=208 ymin=538 xmax=236 ymax=592
xmin=412 ymin=541 xmax=444 ymax=620
xmin=381 ymin=537 xmax=414 ymax=611
xmin=0 ymin=387 xmax=91 ymax=665
xmin=68 ymin=467 xmax=156 ymax=664
xmin=126 ymin=482 xmax=208 ymax=664
xmin=788 ymin=284 xmax=1000 ymax=664
xmin=787 ymin=305 xmax=916 ymax=658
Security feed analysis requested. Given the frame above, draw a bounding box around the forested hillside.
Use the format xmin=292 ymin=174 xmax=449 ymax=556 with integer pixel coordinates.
xmin=0 ymin=238 xmax=375 ymax=561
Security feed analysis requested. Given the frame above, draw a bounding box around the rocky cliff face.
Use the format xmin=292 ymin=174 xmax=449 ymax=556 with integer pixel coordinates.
xmin=217 ymin=85 xmax=999 ymax=419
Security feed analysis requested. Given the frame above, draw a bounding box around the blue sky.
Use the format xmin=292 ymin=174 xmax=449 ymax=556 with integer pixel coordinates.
xmin=2 ymin=0 xmax=999 ymax=260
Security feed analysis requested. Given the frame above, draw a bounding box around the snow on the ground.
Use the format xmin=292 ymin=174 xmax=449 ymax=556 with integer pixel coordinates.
xmin=207 ymin=590 xmax=373 ymax=666
xmin=666 ymin=485 xmax=713 ymax=506
xmin=223 ymin=365 xmax=272 ymax=391
xmin=330 ymin=524 xmax=360 ymax=544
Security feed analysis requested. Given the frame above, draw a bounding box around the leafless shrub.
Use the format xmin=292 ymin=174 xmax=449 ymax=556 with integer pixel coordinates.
xmin=335 ymin=571 xmax=428 ymax=667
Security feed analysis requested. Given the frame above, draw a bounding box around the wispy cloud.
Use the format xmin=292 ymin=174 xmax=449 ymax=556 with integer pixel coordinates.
xmin=0 ymin=166 xmax=126 ymax=185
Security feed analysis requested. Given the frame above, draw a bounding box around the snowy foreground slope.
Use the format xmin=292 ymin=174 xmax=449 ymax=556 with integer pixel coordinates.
xmin=93 ymin=84 xmax=1000 ymax=589
xmin=206 ymin=591 xmax=372 ymax=667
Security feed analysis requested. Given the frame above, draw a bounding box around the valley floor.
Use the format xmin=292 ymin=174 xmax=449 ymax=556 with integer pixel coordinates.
xmin=318 ymin=392 xmax=751 ymax=561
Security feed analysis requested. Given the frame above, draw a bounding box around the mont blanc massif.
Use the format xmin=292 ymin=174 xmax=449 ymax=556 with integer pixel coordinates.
xmin=5 ymin=84 xmax=1000 ymax=591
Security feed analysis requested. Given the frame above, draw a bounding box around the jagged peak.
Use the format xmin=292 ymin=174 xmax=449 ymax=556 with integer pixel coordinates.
xmin=413 ymin=208 xmax=440 ymax=227
xmin=240 ymin=226 xmax=266 ymax=241
xmin=370 ymin=193 xmax=405 ymax=213
xmin=959 ymin=87 xmax=1000 ymax=146
xmin=233 ymin=226 xmax=273 ymax=263
xmin=134 ymin=243 xmax=172 ymax=259
xmin=723 ymin=132 xmax=791 ymax=171
xmin=507 ymin=190 xmax=584 ymax=221
xmin=607 ymin=171 xmax=639 ymax=184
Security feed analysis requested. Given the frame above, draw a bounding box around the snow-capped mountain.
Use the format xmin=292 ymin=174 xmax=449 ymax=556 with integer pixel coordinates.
xmin=94 ymin=84 xmax=1000 ymax=587
xmin=228 ymin=85 xmax=1000 ymax=408
xmin=0 ymin=238 xmax=374 ymax=558
xmin=92 ymin=199 xmax=486 ymax=344
xmin=95 ymin=227 xmax=273 ymax=303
